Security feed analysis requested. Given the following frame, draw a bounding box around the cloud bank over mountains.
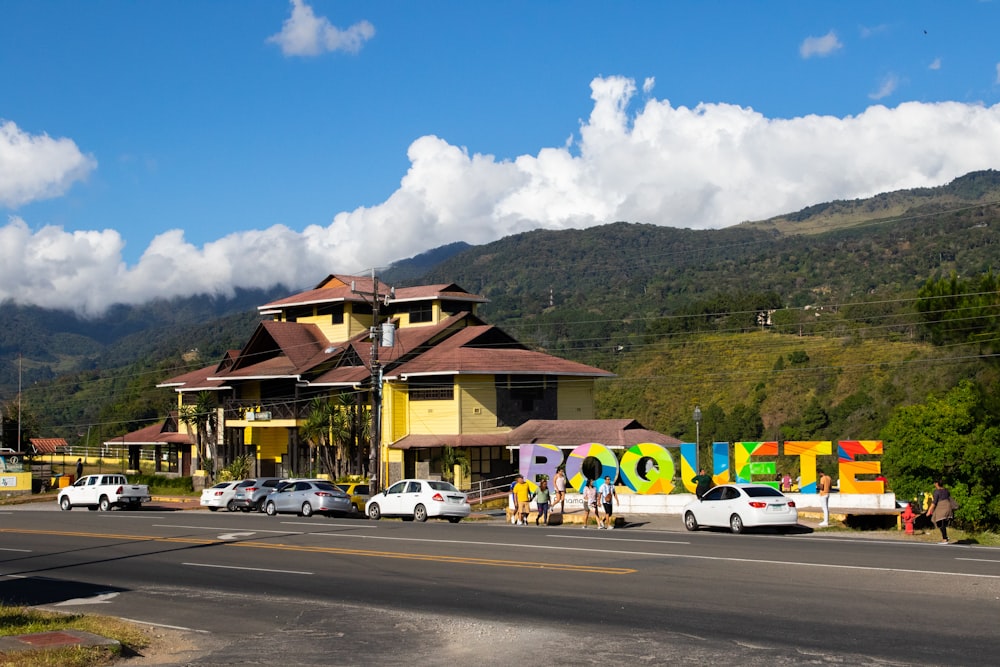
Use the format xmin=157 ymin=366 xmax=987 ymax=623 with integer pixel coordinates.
xmin=4 ymin=75 xmax=1000 ymax=316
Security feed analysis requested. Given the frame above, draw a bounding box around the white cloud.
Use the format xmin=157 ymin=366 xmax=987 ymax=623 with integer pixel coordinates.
xmin=7 ymin=76 xmax=1000 ymax=315
xmin=0 ymin=120 xmax=96 ymax=208
xmin=929 ymin=58 xmax=942 ymax=71
xmin=869 ymin=74 xmax=899 ymax=100
xmin=800 ymin=30 xmax=843 ymax=58
xmin=267 ymin=0 xmax=374 ymax=57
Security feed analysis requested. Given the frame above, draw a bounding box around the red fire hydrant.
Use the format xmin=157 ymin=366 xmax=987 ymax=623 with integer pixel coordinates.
xmin=900 ymin=503 xmax=917 ymax=534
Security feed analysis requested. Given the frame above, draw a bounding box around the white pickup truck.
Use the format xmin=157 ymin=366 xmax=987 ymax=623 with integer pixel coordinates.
xmin=57 ymin=474 xmax=151 ymax=511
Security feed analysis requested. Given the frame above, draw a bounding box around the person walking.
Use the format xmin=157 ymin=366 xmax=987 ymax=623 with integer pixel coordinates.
xmin=691 ymin=468 xmax=714 ymax=500
xmin=581 ymin=479 xmax=597 ymax=528
xmin=597 ymin=475 xmax=619 ymax=529
xmin=534 ymin=479 xmax=551 ymax=525
xmin=75 ymin=458 xmax=84 ymax=480
xmin=553 ymin=468 xmax=567 ymax=513
xmin=512 ymin=475 xmax=533 ymax=526
xmin=817 ymin=469 xmax=832 ymax=527
xmin=926 ymin=479 xmax=955 ymax=544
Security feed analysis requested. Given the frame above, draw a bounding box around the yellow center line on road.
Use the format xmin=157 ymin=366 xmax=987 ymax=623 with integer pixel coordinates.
xmin=0 ymin=527 xmax=635 ymax=575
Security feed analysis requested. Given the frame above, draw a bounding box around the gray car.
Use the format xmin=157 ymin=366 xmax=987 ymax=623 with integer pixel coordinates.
xmin=264 ymin=480 xmax=354 ymax=517
xmin=231 ymin=477 xmax=281 ymax=512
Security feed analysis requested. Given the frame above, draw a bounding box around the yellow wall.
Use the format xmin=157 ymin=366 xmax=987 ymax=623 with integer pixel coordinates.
xmin=458 ymin=375 xmax=500 ymax=433
xmin=0 ymin=472 xmax=32 ymax=492
xmin=558 ymin=379 xmax=596 ymax=419
xmin=407 ymin=396 xmax=458 ymax=435
xmin=246 ymin=426 xmax=288 ymax=463
xmin=385 ymin=383 xmax=408 ymax=442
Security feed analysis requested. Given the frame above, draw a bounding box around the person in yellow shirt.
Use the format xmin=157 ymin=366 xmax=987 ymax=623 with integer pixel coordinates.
xmin=512 ymin=475 xmax=533 ymax=526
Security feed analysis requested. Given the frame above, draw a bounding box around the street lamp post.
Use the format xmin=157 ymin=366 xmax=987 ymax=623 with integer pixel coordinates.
xmin=693 ymin=406 xmax=702 ymax=472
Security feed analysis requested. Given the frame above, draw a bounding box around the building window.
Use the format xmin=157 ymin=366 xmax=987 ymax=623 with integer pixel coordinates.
xmin=409 ymin=377 xmax=454 ymax=401
xmin=317 ymin=302 xmax=344 ymax=324
xmin=409 ymin=303 xmax=433 ymax=323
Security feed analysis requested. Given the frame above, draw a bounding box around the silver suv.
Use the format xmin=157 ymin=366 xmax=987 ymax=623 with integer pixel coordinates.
xmin=231 ymin=478 xmax=281 ymax=512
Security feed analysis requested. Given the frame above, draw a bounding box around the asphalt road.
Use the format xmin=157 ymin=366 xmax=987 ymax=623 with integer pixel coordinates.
xmin=1 ymin=503 xmax=998 ymax=666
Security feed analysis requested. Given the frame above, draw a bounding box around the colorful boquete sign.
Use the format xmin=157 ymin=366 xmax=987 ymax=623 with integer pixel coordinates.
xmin=519 ymin=440 xmax=885 ymax=495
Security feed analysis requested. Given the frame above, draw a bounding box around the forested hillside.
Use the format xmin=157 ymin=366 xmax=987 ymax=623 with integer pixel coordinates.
xmin=5 ymin=171 xmax=1000 ymax=509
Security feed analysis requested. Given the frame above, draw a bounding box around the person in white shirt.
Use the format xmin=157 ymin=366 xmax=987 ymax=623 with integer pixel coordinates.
xmin=597 ymin=475 xmax=619 ymax=529
xmin=553 ymin=469 xmax=567 ymax=513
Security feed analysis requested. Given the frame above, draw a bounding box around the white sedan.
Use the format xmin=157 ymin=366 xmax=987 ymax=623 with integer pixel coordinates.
xmin=682 ymin=483 xmax=798 ymax=534
xmin=199 ymin=481 xmax=240 ymax=511
xmin=366 ymin=479 xmax=470 ymax=523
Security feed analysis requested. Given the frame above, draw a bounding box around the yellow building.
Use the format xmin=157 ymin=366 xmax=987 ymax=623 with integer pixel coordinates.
xmin=158 ymin=273 xmax=616 ymax=490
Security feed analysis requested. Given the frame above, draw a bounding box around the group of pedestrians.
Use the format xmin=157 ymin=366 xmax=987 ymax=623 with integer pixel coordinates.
xmin=581 ymin=475 xmax=619 ymax=528
xmin=510 ymin=469 xmax=619 ymax=527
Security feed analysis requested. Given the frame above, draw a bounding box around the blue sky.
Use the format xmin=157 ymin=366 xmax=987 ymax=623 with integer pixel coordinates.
xmin=3 ymin=1 xmax=1000 ymax=314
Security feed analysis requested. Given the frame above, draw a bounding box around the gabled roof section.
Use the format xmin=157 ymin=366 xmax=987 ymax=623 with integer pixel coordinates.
xmin=157 ymin=350 xmax=241 ymax=391
xmin=103 ymin=415 xmax=194 ymax=446
xmin=258 ymin=275 xmax=487 ymax=311
xmin=387 ymin=325 xmax=615 ymax=378
xmin=258 ymin=274 xmax=386 ymax=311
xmin=229 ymin=320 xmax=328 ymax=373
xmin=390 ymin=283 xmax=488 ymax=304
xmin=29 ymin=438 xmax=67 ymax=454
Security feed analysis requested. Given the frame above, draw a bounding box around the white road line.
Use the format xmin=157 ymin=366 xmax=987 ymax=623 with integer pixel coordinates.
xmin=280 ymin=521 xmax=378 ymax=529
xmin=0 ymin=547 xmax=31 ymax=552
xmin=549 ymin=535 xmax=691 ymax=545
xmin=308 ymin=532 xmax=1000 ymax=578
xmin=956 ymin=557 xmax=1000 ymax=564
xmin=183 ymin=562 xmax=313 ymax=575
xmin=116 ymin=617 xmax=210 ymax=633
xmin=153 ymin=524 xmax=299 ymax=534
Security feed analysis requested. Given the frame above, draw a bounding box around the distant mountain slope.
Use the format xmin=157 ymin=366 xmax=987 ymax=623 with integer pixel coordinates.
xmin=741 ymin=169 xmax=1000 ymax=235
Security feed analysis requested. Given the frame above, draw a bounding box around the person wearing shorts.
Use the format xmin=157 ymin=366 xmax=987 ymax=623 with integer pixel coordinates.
xmin=597 ymin=475 xmax=618 ymax=529
xmin=512 ymin=475 xmax=533 ymax=526
xmin=582 ymin=479 xmax=597 ymax=528
xmin=553 ymin=469 xmax=567 ymax=513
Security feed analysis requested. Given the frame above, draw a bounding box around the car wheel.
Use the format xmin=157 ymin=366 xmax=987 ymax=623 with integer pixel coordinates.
xmin=227 ymin=500 xmax=237 ymax=512
xmin=98 ymin=496 xmax=111 ymax=512
xmin=265 ymin=501 xmax=277 ymax=516
xmin=208 ymin=506 xmax=218 ymax=511
xmin=447 ymin=516 xmax=461 ymax=524
xmin=59 ymin=496 xmax=72 ymax=511
xmin=368 ymin=503 xmax=381 ymax=520
xmin=301 ymin=502 xmax=313 ymax=517
xmin=684 ymin=511 xmax=699 ymax=531
xmin=413 ymin=504 xmax=428 ymax=522
xmin=730 ymin=514 xmax=744 ymax=534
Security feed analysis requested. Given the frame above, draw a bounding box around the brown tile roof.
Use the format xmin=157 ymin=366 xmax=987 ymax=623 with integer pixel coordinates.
xmin=389 ymin=325 xmax=614 ymax=378
xmin=258 ymin=276 xmax=486 ymax=311
xmin=29 ymin=438 xmax=68 ymax=454
xmin=104 ymin=418 xmax=194 ymax=446
xmin=389 ymin=419 xmax=678 ymax=450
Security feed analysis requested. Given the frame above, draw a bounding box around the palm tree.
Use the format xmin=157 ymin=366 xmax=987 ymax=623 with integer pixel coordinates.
xmin=179 ymin=391 xmax=218 ymax=478
xmin=301 ymin=396 xmax=352 ymax=478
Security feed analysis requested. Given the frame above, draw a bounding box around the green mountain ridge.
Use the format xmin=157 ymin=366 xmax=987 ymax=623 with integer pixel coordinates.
xmin=7 ymin=170 xmax=1000 ymax=451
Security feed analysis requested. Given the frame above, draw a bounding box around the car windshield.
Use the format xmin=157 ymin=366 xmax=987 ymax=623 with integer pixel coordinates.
xmin=744 ymin=487 xmax=784 ymax=498
xmin=427 ymin=481 xmax=459 ymax=492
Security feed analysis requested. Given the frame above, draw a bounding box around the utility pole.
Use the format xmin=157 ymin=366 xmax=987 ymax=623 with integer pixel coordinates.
xmin=352 ymin=272 xmax=394 ymax=495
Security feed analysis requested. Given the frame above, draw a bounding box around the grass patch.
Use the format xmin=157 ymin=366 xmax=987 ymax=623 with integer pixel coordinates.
xmin=0 ymin=605 xmax=150 ymax=667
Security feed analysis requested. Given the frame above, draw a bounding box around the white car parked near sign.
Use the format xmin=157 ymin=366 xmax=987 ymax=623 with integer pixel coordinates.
xmin=682 ymin=483 xmax=798 ymax=534
xmin=366 ymin=479 xmax=470 ymax=523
